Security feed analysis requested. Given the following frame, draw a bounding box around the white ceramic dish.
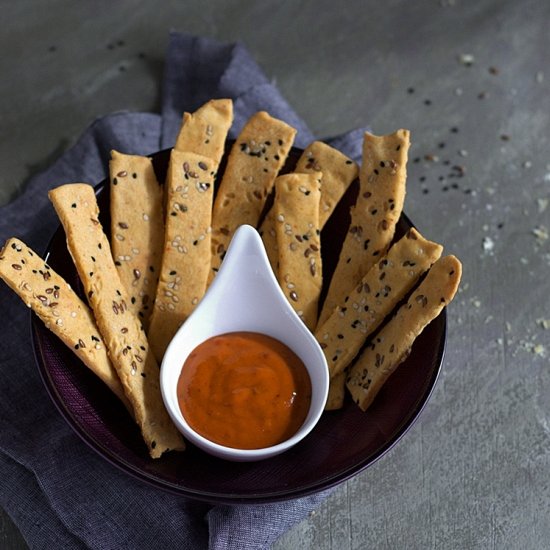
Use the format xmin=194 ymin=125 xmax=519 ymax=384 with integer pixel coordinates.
xmin=160 ymin=224 xmax=330 ymax=461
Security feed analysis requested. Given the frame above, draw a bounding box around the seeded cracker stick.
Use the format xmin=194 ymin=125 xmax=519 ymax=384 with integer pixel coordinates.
xmin=174 ymin=98 xmax=233 ymax=169
xmin=48 ymin=184 xmax=184 ymax=458
xmin=315 ymin=228 xmax=443 ymax=379
xmin=317 ymin=130 xmax=410 ymax=328
xmin=260 ymin=140 xmax=359 ymax=271
xmin=273 ymin=173 xmax=322 ymax=330
xmin=0 ymin=238 xmax=131 ymax=412
xmin=209 ymin=111 xmax=297 ymax=282
xmin=109 ymin=151 xmax=164 ymax=329
xmin=325 ymin=371 xmax=346 ymax=411
xmin=258 ymin=209 xmax=279 ymax=272
xmin=147 ymin=152 xmax=215 ymax=362
xmin=296 ymin=141 xmax=359 ymax=227
xmin=347 ymin=255 xmax=462 ymax=411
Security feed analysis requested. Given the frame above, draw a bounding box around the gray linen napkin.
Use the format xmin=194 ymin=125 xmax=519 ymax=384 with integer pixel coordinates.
xmin=0 ymin=32 xmax=364 ymax=549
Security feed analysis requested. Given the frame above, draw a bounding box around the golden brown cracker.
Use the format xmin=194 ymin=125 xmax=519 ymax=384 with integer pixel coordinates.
xmin=0 ymin=237 xmax=131 ymax=411
xmin=347 ymin=255 xmax=462 ymax=411
xmin=48 ymin=183 xmax=184 ymax=458
xmin=324 ymin=371 xmax=346 ymax=411
xmin=174 ymin=98 xmax=233 ymax=169
xmin=317 ymin=130 xmax=410 ymax=327
xmin=295 ymin=140 xmax=359 ymax=227
xmin=258 ymin=208 xmax=279 ymax=273
xmin=273 ymin=173 xmax=323 ymax=330
xmin=209 ymin=111 xmax=297 ymax=281
xmin=260 ymin=141 xmax=358 ymax=273
xmin=315 ymin=228 xmax=442 ymax=378
xmin=109 ymin=151 xmax=164 ymax=329
xmin=147 ymin=151 xmax=215 ymax=362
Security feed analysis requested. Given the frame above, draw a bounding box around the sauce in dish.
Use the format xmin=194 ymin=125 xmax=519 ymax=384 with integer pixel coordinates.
xmin=177 ymin=331 xmax=312 ymax=449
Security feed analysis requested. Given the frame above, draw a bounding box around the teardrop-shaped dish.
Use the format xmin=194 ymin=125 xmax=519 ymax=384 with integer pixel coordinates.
xmin=160 ymin=224 xmax=329 ymax=461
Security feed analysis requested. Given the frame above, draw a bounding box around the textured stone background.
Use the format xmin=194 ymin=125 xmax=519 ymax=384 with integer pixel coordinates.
xmin=1 ymin=1 xmax=549 ymax=548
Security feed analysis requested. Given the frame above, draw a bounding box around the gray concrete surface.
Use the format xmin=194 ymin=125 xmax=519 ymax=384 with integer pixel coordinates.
xmin=1 ymin=1 xmax=549 ymax=548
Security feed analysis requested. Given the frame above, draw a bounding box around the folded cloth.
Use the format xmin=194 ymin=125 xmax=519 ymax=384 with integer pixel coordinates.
xmin=0 ymin=32 xmax=365 ymax=549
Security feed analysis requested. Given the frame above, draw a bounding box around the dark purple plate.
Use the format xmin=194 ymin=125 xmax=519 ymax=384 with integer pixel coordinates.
xmin=32 ymin=146 xmax=445 ymax=504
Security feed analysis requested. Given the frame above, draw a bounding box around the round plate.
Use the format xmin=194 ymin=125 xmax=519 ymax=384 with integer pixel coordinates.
xmin=32 ymin=146 xmax=446 ymax=504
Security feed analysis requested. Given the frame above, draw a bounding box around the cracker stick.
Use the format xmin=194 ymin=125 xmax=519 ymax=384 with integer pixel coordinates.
xmin=0 ymin=237 xmax=131 ymax=412
xmin=49 ymin=184 xmax=184 ymax=458
xmin=347 ymin=255 xmax=462 ymax=411
xmin=209 ymin=111 xmax=297 ymax=281
xmin=147 ymin=151 xmax=215 ymax=362
xmin=258 ymin=208 xmax=279 ymax=272
xmin=317 ymin=130 xmax=410 ymax=327
xmin=260 ymin=141 xmax=358 ymax=271
xmin=295 ymin=141 xmax=359 ymax=227
xmin=110 ymin=151 xmax=164 ymax=329
xmin=273 ymin=173 xmax=322 ymax=330
xmin=315 ymin=228 xmax=442 ymax=379
xmin=174 ymin=98 xmax=233 ymax=169
xmin=324 ymin=371 xmax=346 ymax=411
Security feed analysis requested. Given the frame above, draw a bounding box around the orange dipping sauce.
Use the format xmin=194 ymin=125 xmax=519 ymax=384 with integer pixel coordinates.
xmin=177 ymin=331 xmax=312 ymax=449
